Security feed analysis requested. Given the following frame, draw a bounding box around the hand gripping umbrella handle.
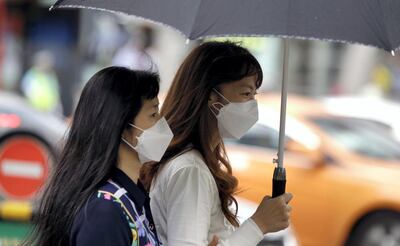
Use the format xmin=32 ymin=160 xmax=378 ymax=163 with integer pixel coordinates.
xmin=272 ymin=166 xmax=286 ymax=198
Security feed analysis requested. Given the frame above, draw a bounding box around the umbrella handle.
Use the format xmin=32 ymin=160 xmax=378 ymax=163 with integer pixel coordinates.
xmin=272 ymin=166 xmax=286 ymax=198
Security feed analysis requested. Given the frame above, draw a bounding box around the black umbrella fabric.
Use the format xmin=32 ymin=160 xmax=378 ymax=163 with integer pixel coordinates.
xmin=51 ymin=0 xmax=400 ymax=52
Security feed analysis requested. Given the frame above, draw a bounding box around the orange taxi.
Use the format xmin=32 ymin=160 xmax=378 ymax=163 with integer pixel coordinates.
xmin=226 ymin=94 xmax=400 ymax=246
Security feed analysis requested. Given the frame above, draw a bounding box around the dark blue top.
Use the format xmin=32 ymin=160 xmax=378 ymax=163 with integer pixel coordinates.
xmin=70 ymin=168 xmax=160 ymax=246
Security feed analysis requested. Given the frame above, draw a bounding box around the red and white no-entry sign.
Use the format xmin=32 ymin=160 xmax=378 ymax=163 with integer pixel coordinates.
xmin=0 ymin=136 xmax=50 ymax=200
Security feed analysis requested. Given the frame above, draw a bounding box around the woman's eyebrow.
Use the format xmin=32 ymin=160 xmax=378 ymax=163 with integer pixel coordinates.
xmin=144 ymin=102 xmax=159 ymax=110
xmin=240 ymin=85 xmax=256 ymax=90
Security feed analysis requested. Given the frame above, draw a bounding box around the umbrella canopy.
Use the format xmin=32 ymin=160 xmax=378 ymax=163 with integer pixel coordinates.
xmin=52 ymin=0 xmax=400 ymax=52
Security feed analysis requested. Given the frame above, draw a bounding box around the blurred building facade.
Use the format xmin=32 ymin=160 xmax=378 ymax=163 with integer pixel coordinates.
xmin=1 ymin=0 xmax=196 ymax=117
xmin=1 ymin=0 xmax=400 ymax=118
xmin=1 ymin=0 xmax=79 ymax=116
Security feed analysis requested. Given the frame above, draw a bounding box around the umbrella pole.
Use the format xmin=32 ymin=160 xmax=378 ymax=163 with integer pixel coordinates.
xmin=272 ymin=39 xmax=289 ymax=198
xmin=278 ymin=39 xmax=289 ymax=168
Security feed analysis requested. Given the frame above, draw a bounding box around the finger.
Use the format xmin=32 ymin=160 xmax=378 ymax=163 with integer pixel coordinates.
xmin=282 ymin=211 xmax=290 ymax=220
xmin=281 ymin=205 xmax=290 ymax=217
xmin=208 ymin=235 xmax=219 ymax=246
xmin=277 ymin=221 xmax=290 ymax=231
xmin=284 ymin=221 xmax=290 ymax=229
xmin=283 ymin=193 xmax=293 ymax=203
xmin=262 ymin=195 xmax=272 ymax=204
xmin=264 ymin=195 xmax=272 ymax=200
xmin=281 ymin=215 xmax=291 ymax=223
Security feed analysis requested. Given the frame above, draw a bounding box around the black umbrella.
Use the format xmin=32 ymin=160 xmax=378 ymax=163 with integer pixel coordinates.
xmin=51 ymin=0 xmax=400 ymax=197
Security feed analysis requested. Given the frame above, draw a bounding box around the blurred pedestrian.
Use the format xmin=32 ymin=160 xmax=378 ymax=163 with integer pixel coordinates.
xmin=21 ymin=50 xmax=62 ymax=114
xmin=112 ymin=25 xmax=157 ymax=72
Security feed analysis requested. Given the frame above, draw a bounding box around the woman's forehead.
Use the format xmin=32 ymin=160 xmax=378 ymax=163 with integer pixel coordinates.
xmin=142 ymin=97 xmax=159 ymax=110
xmin=226 ymin=75 xmax=257 ymax=90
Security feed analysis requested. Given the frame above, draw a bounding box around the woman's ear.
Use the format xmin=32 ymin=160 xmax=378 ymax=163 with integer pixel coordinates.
xmin=121 ymin=126 xmax=139 ymax=147
xmin=121 ymin=127 xmax=130 ymax=141
xmin=208 ymin=90 xmax=218 ymax=107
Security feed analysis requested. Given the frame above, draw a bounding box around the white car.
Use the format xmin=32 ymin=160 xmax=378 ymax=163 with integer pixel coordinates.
xmin=322 ymin=96 xmax=400 ymax=142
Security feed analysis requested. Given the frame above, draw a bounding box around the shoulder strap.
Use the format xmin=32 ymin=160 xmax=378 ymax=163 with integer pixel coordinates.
xmin=98 ymin=180 xmax=161 ymax=245
xmin=97 ymin=181 xmax=137 ymax=227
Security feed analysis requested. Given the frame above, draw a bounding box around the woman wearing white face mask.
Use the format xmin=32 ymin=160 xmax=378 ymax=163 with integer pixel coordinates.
xmin=24 ymin=67 xmax=171 ymax=246
xmin=141 ymin=42 xmax=293 ymax=246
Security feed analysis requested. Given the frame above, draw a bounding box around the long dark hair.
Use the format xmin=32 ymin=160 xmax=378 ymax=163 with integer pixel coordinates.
xmin=142 ymin=41 xmax=263 ymax=227
xmin=24 ymin=66 xmax=159 ymax=246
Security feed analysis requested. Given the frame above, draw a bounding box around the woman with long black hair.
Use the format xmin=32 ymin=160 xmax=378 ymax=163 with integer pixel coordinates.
xmin=142 ymin=42 xmax=293 ymax=245
xmin=24 ymin=66 xmax=171 ymax=246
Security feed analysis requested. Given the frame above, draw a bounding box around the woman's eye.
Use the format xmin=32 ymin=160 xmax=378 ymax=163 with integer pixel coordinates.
xmin=242 ymin=92 xmax=251 ymax=96
xmin=152 ymin=113 xmax=157 ymax=117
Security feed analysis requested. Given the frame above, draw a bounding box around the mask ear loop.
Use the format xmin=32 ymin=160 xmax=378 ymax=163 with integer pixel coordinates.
xmin=210 ymin=89 xmax=231 ymax=117
xmin=213 ymin=89 xmax=231 ymax=104
xmin=121 ymin=137 xmax=137 ymax=149
xmin=129 ymin=123 xmax=144 ymax=132
xmin=122 ymin=123 xmax=144 ymax=148
xmin=209 ymin=102 xmax=225 ymax=117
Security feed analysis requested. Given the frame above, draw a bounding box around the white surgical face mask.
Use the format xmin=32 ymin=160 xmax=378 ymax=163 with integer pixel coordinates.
xmin=122 ymin=117 xmax=173 ymax=164
xmin=210 ymin=89 xmax=258 ymax=139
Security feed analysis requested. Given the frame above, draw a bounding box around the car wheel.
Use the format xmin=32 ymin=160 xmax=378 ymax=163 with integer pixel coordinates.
xmin=346 ymin=211 xmax=400 ymax=246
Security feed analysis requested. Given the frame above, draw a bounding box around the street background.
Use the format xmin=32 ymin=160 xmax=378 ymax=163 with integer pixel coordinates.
xmin=1 ymin=1 xmax=400 ymax=246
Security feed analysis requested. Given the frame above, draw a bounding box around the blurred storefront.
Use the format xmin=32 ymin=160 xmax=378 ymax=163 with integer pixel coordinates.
xmin=1 ymin=2 xmax=194 ymax=117
xmin=1 ymin=0 xmax=80 ymax=116
xmin=1 ymin=0 xmax=400 ymax=117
